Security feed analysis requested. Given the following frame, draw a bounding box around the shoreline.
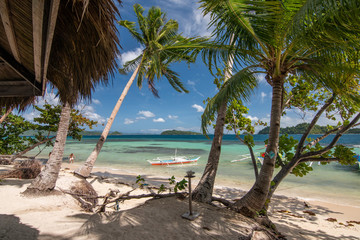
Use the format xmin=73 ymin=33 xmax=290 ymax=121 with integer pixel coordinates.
xmin=1 ymin=163 xmax=359 ymax=239
xmin=63 ymin=162 xmax=360 ymax=207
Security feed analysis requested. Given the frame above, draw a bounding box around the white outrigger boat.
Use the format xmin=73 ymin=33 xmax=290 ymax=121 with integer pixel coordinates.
xmin=147 ymin=149 xmax=200 ymax=166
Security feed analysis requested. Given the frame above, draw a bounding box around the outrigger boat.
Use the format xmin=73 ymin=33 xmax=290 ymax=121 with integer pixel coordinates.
xmin=147 ymin=156 xmax=200 ymax=166
xmin=147 ymin=149 xmax=200 ymax=166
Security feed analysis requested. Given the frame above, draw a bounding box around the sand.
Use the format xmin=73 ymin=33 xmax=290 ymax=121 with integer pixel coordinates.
xmin=0 ymin=163 xmax=359 ymax=240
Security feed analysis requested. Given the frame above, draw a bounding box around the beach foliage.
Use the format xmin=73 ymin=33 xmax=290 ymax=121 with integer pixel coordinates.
xmin=0 ymin=104 xmax=97 ymax=160
xmin=136 ymin=175 xmax=146 ymax=188
xmin=196 ymin=0 xmax=360 ymax=216
xmin=168 ymin=176 xmax=188 ymax=193
xmin=263 ymin=75 xmax=360 ymax=209
xmin=193 ymin=0 xmax=360 ymax=216
xmin=0 ymin=110 xmax=37 ymax=155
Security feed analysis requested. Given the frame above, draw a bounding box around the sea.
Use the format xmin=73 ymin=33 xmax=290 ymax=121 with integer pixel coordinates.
xmin=33 ymin=134 xmax=360 ymax=206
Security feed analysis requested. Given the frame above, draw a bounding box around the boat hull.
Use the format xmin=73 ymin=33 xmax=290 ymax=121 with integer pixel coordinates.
xmin=148 ymin=157 xmax=200 ymax=166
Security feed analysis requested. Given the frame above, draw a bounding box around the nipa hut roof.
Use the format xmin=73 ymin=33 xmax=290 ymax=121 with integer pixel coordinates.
xmin=0 ymin=0 xmax=121 ymax=110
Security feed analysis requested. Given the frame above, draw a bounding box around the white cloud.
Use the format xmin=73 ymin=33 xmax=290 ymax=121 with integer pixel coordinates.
xmin=255 ymin=73 xmax=266 ymax=83
xmin=142 ymin=129 xmax=162 ymax=133
xmin=192 ymin=104 xmax=204 ymax=113
xmin=124 ymin=118 xmax=135 ymax=125
xmin=187 ymin=80 xmax=204 ymax=97
xmin=261 ymin=92 xmax=267 ymax=102
xmin=136 ymin=116 xmax=146 ymax=120
xmin=246 ymin=115 xmax=259 ymax=122
xmin=138 ymin=110 xmax=155 ymax=118
xmin=92 ymin=99 xmax=101 ymax=105
xmin=168 ymin=0 xmax=186 ymax=5
xmin=153 ymin=118 xmax=165 ymax=123
xmin=120 ymin=47 xmax=143 ymax=66
xmin=23 ymin=111 xmax=40 ymax=122
xmin=175 ymin=126 xmax=200 ymax=132
xmin=168 ymin=115 xmax=178 ymax=120
xmin=183 ymin=8 xmax=212 ymax=37
xmin=76 ymin=104 xmax=106 ymax=125
xmin=35 ymin=91 xmax=60 ymax=106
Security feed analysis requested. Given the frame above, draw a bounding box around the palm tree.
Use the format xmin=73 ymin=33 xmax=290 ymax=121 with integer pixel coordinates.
xmin=25 ymin=102 xmax=71 ymax=192
xmin=192 ymin=39 xmax=258 ymax=202
xmin=75 ymin=4 xmax=210 ymax=178
xmin=196 ymin=0 xmax=360 ymax=216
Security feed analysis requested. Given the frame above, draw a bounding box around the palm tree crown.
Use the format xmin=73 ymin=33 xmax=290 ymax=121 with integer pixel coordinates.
xmin=196 ymin=0 xmax=360 ymax=213
xmin=119 ymin=4 xmax=204 ymax=97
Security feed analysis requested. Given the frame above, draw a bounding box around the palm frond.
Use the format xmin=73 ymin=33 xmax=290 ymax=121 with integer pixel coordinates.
xmin=119 ymin=54 xmax=143 ymax=74
xmin=201 ymin=68 xmax=258 ymax=134
xmin=118 ymin=20 xmax=144 ymax=44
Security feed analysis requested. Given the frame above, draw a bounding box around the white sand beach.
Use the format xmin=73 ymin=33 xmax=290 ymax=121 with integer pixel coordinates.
xmin=0 ymin=163 xmax=359 ymax=240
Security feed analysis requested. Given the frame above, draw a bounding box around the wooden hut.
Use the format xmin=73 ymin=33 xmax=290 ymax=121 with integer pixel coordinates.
xmin=0 ymin=0 xmax=121 ymax=110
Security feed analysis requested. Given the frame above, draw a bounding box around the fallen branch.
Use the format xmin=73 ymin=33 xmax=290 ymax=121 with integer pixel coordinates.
xmin=107 ymin=192 xmax=182 ymax=205
xmin=97 ymin=189 xmax=134 ymax=213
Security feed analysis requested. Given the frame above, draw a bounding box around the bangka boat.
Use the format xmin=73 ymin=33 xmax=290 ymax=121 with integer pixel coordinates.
xmin=147 ymin=156 xmax=200 ymax=166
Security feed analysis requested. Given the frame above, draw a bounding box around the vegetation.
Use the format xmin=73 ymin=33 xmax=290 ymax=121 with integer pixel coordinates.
xmin=0 ymin=104 xmax=96 ymax=160
xmin=160 ymin=130 xmax=201 ymax=135
xmin=193 ymin=67 xmax=256 ymax=202
xmin=258 ymin=124 xmax=360 ymax=135
xmin=75 ymin=4 xmax=210 ymax=178
xmin=196 ymin=0 xmax=360 ymax=218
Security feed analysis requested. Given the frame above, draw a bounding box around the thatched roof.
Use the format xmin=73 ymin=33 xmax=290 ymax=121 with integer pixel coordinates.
xmin=0 ymin=0 xmax=121 ymax=110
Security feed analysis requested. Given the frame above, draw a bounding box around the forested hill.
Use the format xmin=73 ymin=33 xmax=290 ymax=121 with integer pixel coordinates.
xmin=258 ymin=123 xmax=360 ymax=134
xmin=160 ymin=130 xmax=201 ymax=135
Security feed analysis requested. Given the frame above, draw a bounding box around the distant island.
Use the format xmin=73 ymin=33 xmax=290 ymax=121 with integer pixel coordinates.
xmin=160 ymin=130 xmax=201 ymax=135
xmin=258 ymin=123 xmax=360 ymax=134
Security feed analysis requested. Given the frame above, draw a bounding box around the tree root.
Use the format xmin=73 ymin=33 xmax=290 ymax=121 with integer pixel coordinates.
xmin=205 ymin=196 xmax=285 ymax=239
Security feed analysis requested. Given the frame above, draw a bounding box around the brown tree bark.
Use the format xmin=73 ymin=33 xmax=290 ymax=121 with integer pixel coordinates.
xmin=0 ymin=108 xmax=12 ymax=124
xmin=74 ymin=65 xmax=140 ymax=178
xmin=192 ymin=102 xmax=227 ymax=203
xmin=10 ymin=136 xmax=56 ymax=162
xmin=24 ymin=102 xmax=71 ymax=193
xmin=233 ymin=78 xmax=283 ymax=217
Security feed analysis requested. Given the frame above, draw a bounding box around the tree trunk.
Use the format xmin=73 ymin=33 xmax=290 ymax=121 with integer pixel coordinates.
xmin=248 ymin=144 xmax=259 ymax=179
xmin=0 ymin=108 xmax=12 ymax=124
xmin=192 ymin=102 xmax=227 ymax=203
xmin=10 ymin=136 xmax=56 ymax=162
xmin=233 ymin=78 xmax=283 ymax=217
xmin=74 ymin=65 xmax=140 ymax=178
xmin=192 ymin=41 xmax=234 ymax=203
xmin=24 ymin=103 xmax=71 ymax=193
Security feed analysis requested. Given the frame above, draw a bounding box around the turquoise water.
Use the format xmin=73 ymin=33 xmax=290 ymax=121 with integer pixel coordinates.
xmin=35 ymin=134 xmax=360 ymax=206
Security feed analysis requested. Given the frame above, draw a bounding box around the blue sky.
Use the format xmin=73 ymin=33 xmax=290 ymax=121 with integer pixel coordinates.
xmin=21 ymin=0 xmax=337 ymax=134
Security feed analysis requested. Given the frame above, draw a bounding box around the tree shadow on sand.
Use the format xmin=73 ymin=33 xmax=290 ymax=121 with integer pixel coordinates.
xmin=274 ymin=221 xmax=359 ymax=240
xmin=0 ymin=214 xmax=39 ymax=240
xmin=68 ymin=197 xmax=269 ymax=240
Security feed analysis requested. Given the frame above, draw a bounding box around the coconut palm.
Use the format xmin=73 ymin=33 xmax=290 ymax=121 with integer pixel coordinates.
xmin=195 ymin=0 xmax=360 ymax=215
xmin=75 ymin=4 xmax=211 ymax=178
xmin=23 ymin=0 xmax=121 ymax=193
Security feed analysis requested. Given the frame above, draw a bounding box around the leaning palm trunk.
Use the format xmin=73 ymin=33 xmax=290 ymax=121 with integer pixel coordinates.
xmin=24 ymin=102 xmax=71 ymax=193
xmin=192 ymin=42 xmax=234 ymax=203
xmin=10 ymin=136 xmax=56 ymax=162
xmin=192 ymin=101 xmax=227 ymax=202
xmin=75 ymin=65 xmax=140 ymax=178
xmin=233 ymin=79 xmax=283 ymax=216
xmin=0 ymin=108 xmax=12 ymax=124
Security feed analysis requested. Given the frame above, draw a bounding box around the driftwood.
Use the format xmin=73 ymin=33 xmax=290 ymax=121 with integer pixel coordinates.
xmin=68 ymin=180 xmax=98 ymax=212
xmin=0 ymin=160 xmax=41 ymax=179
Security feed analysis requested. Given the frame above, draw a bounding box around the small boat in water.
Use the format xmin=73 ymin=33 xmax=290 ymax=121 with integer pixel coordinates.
xmin=147 ymin=156 xmax=200 ymax=166
xmin=147 ymin=149 xmax=200 ymax=166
